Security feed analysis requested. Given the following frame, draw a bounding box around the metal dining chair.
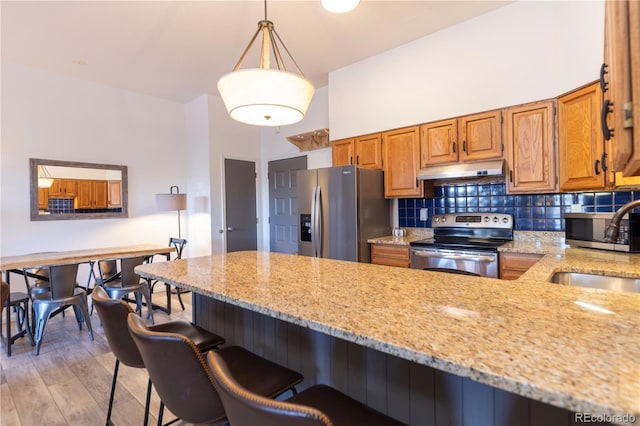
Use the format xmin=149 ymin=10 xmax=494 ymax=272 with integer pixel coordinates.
xmin=97 ymin=256 xmax=155 ymax=324
xmin=147 ymin=237 xmax=189 ymax=314
xmin=28 ymin=263 xmax=93 ymax=355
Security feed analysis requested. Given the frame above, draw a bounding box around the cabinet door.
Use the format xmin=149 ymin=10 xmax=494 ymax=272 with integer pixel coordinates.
xmin=371 ymin=244 xmax=410 ymax=268
xmin=419 ymin=119 xmax=458 ymax=167
xmin=77 ymin=180 xmax=93 ymax=208
xmin=355 ymin=134 xmax=383 ymax=170
xmin=93 ymin=180 xmax=108 ymax=209
xmin=558 ymin=83 xmax=605 ymax=191
xmin=332 ymin=139 xmax=354 ymax=166
xmin=48 ymin=179 xmax=63 ymax=196
xmin=63 ymin=179 xmax=78 ymax=196
xmin=459 ymin=110 xmax=503 ymax=162
xmin=603 ymin=0 xmax=633 ymax=172
xmin=108 ymin=181 xmax=123 ymax=208
xmin=505 ymin=100 xmax=557 ymax=193
xmin=383 ymin=126 xmax=423 ymax=198
xmin=38 ymin=187 xmax=49 ymax=209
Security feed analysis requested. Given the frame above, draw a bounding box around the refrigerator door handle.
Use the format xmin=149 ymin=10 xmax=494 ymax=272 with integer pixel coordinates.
xmin=310 ymin=185 xmax=317 ymax=257
xmin=315 ymin=185 xmax=323 ymax=257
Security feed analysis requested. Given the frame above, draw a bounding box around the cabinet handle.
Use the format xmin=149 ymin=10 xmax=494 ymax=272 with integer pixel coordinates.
xmin=601 ymin=99 xmax=614 ymax=141
xmin=452 ymin=142 xmax=456 ymax=153
xmin=595 ymin=159 xmax=601 ymax=175
xmin=599 ymin=63 xmax=609 ymax=93
xmin=349 ymin=156 xmax=353 ymax=165
xmin=601 ymin=153 xmax=608 ymax=172
xmin=356 ymin=155 xmax=359 ymax=165
xmin=509 ymin=170 xmax=513 ymax=183
xmin=462 ymin=140 xmax=467 ymax=153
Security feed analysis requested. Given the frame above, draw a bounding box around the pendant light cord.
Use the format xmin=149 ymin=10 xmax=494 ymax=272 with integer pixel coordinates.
xmin=264 ymin=0 xmax=267 ymax=20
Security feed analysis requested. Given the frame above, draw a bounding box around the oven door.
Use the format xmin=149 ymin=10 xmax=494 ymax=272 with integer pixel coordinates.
xmin=410 ymin=247 xmax=498 ymax=278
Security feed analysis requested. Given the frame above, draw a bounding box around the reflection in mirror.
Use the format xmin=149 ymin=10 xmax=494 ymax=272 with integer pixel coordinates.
xmin=30 ymin=158 xmax=128 ymax=221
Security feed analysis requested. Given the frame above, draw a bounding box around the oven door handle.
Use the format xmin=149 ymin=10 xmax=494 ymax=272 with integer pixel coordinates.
xmin=411 ymin=250 xmax=495 ymax=263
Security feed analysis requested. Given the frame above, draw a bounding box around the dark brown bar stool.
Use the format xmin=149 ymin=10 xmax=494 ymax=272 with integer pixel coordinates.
xmin=207 ymin=350 xmax=406 ymax=426
xmin=127 ymin=313 xmax=303 ymax=425
xmin=92 ymin=286 xmax=225 ymax=426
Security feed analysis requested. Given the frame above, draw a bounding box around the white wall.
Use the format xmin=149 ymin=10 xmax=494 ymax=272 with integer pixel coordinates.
xmin=185 ymin=94 xmax=212 ymax=258
xmin=1 ymin=62 xmax=187 ymax=287
xmin=328 ymin=0 xmax=605 ymax=139
xmin=208 ymin=94 xmax=262 ymax=254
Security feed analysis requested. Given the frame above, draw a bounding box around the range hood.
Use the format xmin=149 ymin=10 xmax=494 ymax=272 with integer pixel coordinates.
xmin=417 ymin=159 xmax=505 ymax=181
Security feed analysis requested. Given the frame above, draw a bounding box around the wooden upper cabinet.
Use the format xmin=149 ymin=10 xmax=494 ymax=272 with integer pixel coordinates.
xmin=382 ymin=126 xmax=423 ymax=198
xmin=49 ymin=179 xmax=78 ymax=197
xmin=93 ymin=181 xmax=108 ymax=209
xmin=108 ymin=180 xmax=123 ymax=208
xmin=505 ymin=100 xmax=557 ymax=194
xmin=355 ymin=133 xmax=383 ymax=170
xmin=77 ymin=180 xmax=93 ymax=209
xmin=77 ymin=180 xmax=109 ymax=209
xmin=420 ymin=119 xmax=458 ymax=166
xmin=459 ymin=110 xmax=503 ymax=162
xmin=332 ymin=135 xmax=383 ymax=170
xmin=558 ymin=82 xmax=605 ymax=191
xmin=602 ymin=0 xmax=640 ymax=176
xmin=420 ymin=110 xmax=503 ymax=168
xmin=38 ymin=187 xmax=49 ymax=209
xmin=332 ymin=138 xmax=354 ymax=166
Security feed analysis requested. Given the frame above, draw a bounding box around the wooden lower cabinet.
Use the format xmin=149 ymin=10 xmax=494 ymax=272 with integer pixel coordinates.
xmin=499 ymin=252 xmax=543 ymax=280
xmin=371 ymin=244 xmax=410 ymax=268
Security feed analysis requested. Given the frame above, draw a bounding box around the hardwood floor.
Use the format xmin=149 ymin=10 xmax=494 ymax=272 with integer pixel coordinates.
xmin=1 ymin=292 xmax=196 ymax=426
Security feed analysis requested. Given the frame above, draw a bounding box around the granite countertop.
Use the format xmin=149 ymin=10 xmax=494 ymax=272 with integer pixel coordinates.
xmin=136 ymin=250 xmax=640 ymax=421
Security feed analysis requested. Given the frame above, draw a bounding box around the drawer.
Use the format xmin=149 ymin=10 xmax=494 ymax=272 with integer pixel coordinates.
xmin=371 ymin=244 xmax=410 ymax=268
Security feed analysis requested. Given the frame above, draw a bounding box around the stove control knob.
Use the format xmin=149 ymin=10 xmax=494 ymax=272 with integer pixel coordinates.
xmin=483 ymin=216 xmax=490 ymax=222
xmin=502 ymin=217 xmax=509 ymax=224
xmin=441 ymin=216 xmax=447 ymax=222
xmin=493 ymin=216 xmax=499 ymax=223
xmin=434 ymin=217 xmax=439 ymax=223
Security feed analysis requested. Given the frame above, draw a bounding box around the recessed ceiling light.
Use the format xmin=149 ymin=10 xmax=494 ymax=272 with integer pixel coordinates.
xmin=322 ymin=0 xmax=360 ymax=14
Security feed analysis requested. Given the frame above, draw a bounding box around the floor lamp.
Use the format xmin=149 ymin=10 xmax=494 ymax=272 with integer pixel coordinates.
xmin=156 ymin=186 xmax=187 ymax=239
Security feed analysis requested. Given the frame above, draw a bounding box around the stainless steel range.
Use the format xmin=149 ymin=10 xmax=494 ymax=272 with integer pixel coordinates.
xmin=410 ymin=213 xmax=513 ymax=278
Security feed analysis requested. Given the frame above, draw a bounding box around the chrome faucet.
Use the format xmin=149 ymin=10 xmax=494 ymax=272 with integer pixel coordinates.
xmin=604 ymin=199 xmax=640 ymax=242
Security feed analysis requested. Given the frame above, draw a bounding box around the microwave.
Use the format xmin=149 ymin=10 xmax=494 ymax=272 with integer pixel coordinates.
xmin=565 ymin=212 xmax=640 ymax=252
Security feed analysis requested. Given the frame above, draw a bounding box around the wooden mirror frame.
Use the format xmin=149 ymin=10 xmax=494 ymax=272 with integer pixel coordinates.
xmin=30 ymin=158 xmax=129 ymax=221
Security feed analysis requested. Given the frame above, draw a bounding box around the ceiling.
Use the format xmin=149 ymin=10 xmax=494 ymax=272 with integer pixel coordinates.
xmin=2 ymin=1 xmax=512 ymax=104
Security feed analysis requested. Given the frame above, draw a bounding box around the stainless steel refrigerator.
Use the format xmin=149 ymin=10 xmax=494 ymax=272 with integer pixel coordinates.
xmin=297 ymin=165 xmax=390 ymax=262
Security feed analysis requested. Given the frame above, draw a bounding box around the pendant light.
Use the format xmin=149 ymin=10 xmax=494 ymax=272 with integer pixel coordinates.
xmin=217 ymin=0 xmax=314 ymax=127
xmin=322 ymin=0 xmax=360 ymax=14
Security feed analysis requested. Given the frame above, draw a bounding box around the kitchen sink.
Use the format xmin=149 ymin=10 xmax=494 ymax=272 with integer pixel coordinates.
xmin=549 ymin=272 xmax=640 ymax=294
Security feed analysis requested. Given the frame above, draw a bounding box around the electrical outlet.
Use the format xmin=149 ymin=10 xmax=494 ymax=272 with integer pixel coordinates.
xmin=419 ymin=208 xmax=428 ymax=221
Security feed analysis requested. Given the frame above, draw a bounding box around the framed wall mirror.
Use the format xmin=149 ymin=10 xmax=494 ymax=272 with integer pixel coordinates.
xmin=30 ymin=158 xmax=128 ymax=221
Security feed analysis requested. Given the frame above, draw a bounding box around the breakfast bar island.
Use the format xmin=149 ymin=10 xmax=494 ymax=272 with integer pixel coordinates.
xmin=135 ymin=250 xmax=640 ymax=426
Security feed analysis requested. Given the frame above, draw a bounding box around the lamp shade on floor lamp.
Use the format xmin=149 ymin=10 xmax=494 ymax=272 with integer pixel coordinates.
xmin=156 ymin=186 xmax=187 ymax=238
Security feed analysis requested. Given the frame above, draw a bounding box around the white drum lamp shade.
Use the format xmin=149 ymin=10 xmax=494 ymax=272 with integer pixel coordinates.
xmin=156 ymin=186 xmax=187 ymax=238
xmin=322 ymin=0 xmax=360 ymax=13
xmin=218 ymin=68 xmax=315 ymax=127
xmin=156 ymin=193 xmax=187 ymax=211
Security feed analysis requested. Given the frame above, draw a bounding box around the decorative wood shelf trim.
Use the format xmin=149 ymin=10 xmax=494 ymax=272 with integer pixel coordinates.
xmin=286 ymin=128 xmax=330 ymax=151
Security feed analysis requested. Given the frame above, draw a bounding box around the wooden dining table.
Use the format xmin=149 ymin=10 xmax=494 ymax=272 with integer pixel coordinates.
xmin=0 ymin=244 xmax=175 ymax=356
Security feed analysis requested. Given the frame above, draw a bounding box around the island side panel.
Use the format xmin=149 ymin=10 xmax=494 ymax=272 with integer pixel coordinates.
xmin=193 ymin=294 xmax=579 ymax=426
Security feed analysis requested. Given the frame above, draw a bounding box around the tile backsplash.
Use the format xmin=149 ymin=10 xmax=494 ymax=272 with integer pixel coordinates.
xmin=48 ymin=198 xmax=74 ymax=214
xmin=398 ymin=183 xmax=640 ymax=231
